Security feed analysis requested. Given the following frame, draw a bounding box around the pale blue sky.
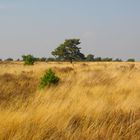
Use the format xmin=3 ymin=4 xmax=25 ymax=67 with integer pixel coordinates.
xmin=0 ymin=0 xmax=140 ymax=60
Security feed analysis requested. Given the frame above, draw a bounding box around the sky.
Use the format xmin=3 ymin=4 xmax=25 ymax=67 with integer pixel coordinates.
xmin=0 ymin=0 xmax=140 ymax=60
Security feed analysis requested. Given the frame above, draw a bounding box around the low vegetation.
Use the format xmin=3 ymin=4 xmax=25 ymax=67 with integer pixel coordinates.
xmin=39 ymin=69 xmax=60 ymax=89
xmin=0 ymin=61 xmax=139 ymax=140
xmin=22 ymin=54 xmax=36 ymax=65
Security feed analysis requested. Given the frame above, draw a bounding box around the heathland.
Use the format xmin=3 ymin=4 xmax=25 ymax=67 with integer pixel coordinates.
xmin=0 ymin=61 xmax=140 ymax=140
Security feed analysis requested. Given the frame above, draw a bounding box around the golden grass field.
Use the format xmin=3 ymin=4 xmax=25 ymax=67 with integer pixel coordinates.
xmin=0 ymin=61 xmax=140 ymax=140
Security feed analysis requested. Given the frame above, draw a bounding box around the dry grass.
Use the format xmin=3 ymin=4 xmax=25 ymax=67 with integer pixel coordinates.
xmin=0 ymin=61 xmax=140 ymax=140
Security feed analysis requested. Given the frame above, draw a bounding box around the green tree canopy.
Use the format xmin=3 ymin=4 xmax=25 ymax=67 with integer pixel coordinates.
xmin=86 ymin=54 xmax=94 ymax=61
xmin=22 ymin=54 xmax=36 ymax=65
xmin=52 ymin=39 xmax=85 ymax=63
xmin=127 ymin=58 xmax=135 ymax=62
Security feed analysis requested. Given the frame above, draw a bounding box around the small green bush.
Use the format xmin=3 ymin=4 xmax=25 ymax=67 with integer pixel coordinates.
xmin=22 ymin=54 xmax=36 ymax=65
xmin=39 ymin=69 xmax=60 ymax=88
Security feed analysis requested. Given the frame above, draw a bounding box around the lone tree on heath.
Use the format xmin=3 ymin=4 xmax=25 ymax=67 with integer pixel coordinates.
xmin=52 ymin=39 xmax=85 ymax=63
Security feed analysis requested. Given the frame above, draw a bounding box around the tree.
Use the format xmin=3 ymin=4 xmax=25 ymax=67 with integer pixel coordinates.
xmin=5 ymin=58 xmax=13 ymax=61
xmin=47 ymin=57 xmax=55 ymax=62
xmin=102 ymin=57 xmax=113 ymax=62
xmin=94 ymin=57 xmax=102 ymax=61
xmin=127 ymin=58 xmax=135 ymax=62
xmin=86 ymin=54 xmax=94 ymax=61
xmin=16 ymin=58 xmax=20 ymax=61
xmin=40 ymin=57 xmax=47 ymax=62
xmin=22 ymin=54 xmax=36 ymax=65
xmin=114 ymin=58 xmax=122 ymax=62
xmin=52 ymin=39 xmax=85 ymax=63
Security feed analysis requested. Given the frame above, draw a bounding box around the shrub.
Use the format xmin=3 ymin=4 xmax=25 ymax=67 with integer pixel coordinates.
xmin=39 ymin=69 xmax=60 ymax=88
xmin=5 ymin=58 xmax=13 ymax=61
xmin=22 ymin=55 xmax=36 ymax=65
xmin=57 ymin=67 xmax=74 ymax=73
xmin=40 ymin=57 xmax=47 ymax=62
xmin=129 ymin=64 xmax=135 ymax=70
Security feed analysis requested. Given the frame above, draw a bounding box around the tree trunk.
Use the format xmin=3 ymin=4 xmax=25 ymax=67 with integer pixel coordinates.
xmin=70 ymin=59 xmax=73 ymax=63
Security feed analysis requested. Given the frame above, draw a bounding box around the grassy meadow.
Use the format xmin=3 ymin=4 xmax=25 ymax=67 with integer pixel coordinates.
xmin=0 ymin=61 xmax=140 ymax=140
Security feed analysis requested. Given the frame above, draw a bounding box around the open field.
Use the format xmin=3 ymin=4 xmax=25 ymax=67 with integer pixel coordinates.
xmin=0 ymin=62 xmax=140 ymax=140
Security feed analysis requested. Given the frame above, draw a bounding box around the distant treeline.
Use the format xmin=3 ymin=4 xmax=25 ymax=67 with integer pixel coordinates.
xmin=0 ymin=56 xmax=135 ymax=62
xmin=0 ymin=39 xmax=135 ymax=63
